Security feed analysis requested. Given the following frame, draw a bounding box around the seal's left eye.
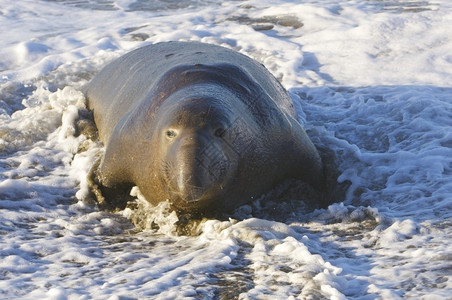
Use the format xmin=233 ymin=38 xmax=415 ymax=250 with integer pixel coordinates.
xmin=214 ymin=128 xmax=226 ymax=138
xmin=166 ymin=130 xmax=177 ymax=139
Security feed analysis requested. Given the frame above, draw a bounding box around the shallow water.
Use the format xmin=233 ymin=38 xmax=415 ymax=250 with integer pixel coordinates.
xmin=1 ymin=0 xmax=452 ymax=298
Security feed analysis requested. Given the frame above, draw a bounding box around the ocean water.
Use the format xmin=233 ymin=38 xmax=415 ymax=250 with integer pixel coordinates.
xmin=1 ymin=0 xmax=451 ymax=299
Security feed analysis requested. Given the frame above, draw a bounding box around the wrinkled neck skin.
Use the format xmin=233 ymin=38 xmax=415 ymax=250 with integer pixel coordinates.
xmin=138 ymin=84 xmax=264 ymax=212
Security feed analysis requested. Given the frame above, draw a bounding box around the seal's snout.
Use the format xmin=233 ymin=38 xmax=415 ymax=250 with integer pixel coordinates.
xmin=165 ymin=130 xmax=231 ymax=205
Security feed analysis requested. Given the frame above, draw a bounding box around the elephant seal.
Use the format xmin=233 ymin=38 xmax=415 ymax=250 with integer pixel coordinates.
xmin=85 ymin=41 xmax=324 ymax=213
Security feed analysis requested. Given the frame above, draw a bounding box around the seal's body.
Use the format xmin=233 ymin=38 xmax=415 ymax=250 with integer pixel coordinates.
xmin=85 ymin=41 xmax=323 ymax=213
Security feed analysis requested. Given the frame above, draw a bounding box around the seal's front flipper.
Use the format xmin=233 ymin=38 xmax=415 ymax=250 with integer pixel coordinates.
xmin=316 ymin=146 xmax=351 ymax=208
xmin=87 ymin=156 xmax=133 ymax=210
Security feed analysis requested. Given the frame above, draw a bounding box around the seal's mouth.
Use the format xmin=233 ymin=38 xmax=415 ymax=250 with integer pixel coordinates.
xmin=171 ymin=183 xmax=209 ymax=203
xmin=168 ymin=186 xmax=226 ymax=212
xmin=165 ymin=166 xmax=229 ymax=208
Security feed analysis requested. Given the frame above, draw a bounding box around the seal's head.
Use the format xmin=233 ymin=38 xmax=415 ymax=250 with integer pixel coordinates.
xmin=153 ymin=86 xmax=249 ymax=211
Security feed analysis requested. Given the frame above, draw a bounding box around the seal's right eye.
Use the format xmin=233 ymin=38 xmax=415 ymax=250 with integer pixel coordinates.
xmin=166 ymin=129 xmax=177 ymax=139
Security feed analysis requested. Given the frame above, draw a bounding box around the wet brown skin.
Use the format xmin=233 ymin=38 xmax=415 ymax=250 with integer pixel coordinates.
xmin=85 ymin=41 xmax=324 ymax=213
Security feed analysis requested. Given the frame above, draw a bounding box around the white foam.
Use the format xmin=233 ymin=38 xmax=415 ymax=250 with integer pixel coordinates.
xmin=1 ymin=0 xmax=451 ymax=298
